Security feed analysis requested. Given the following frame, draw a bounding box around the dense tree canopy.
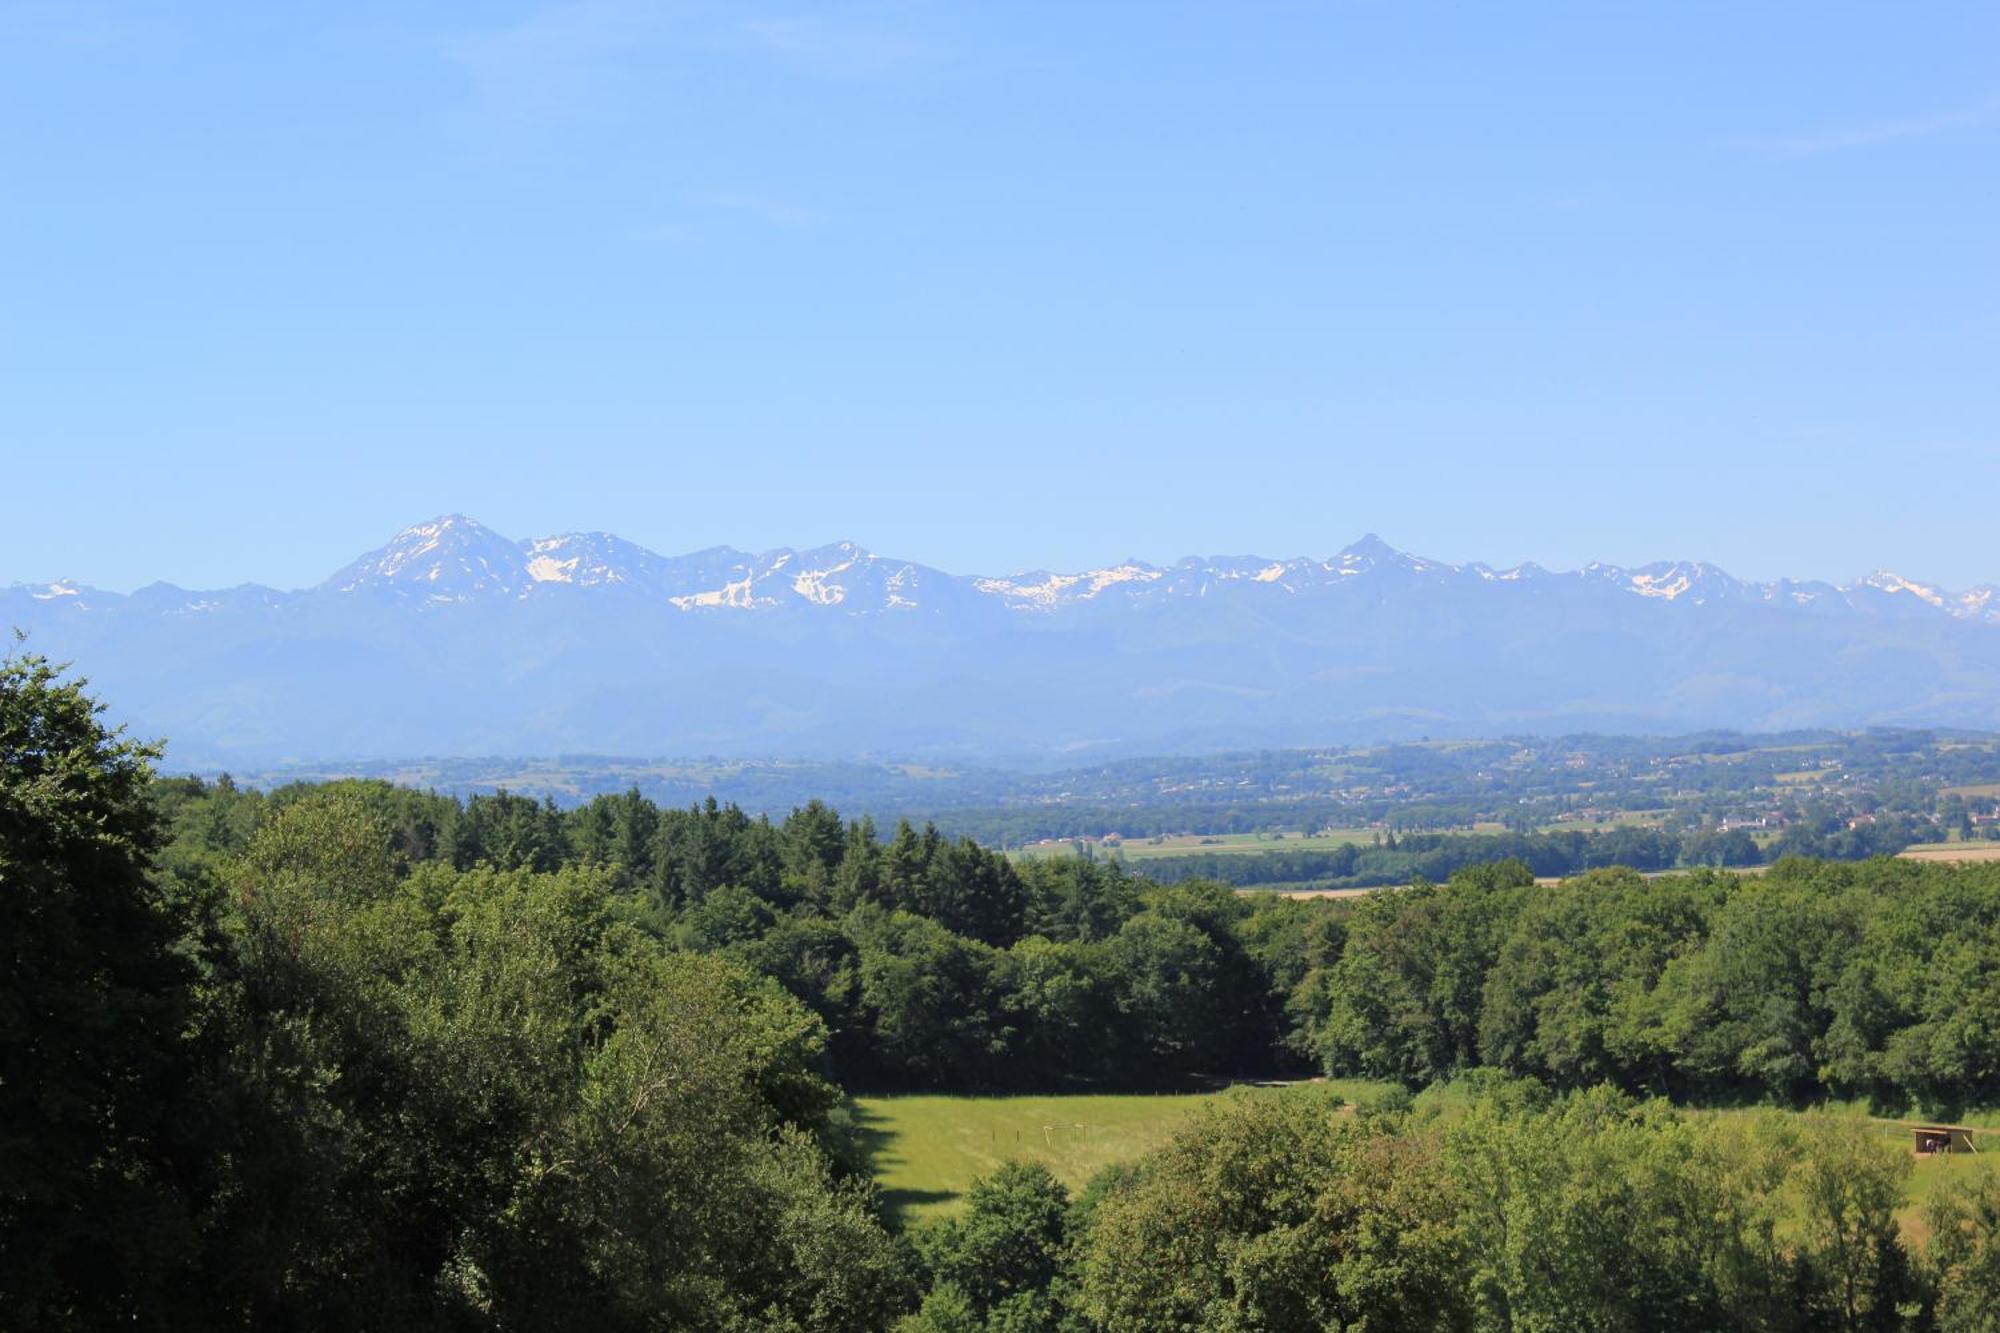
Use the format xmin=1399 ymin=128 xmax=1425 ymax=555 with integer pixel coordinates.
xmin=4 ymin=654 xmax=911 ymax=1329
xmin=1291 ymin=858 xmax=2000 ymax=1112
xmin=143 ymin=764 xmax=2000 ymax=1110
xmin=152 ymin=775 xmax=1301 ymax=1094
xmin=1 ymin=653 xmax=194 ymax=1324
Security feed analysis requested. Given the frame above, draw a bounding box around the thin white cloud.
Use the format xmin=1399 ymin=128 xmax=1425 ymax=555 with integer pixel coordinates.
xmin=445 ymin=1 xmax=941 ymax=133
xmin=446 ymin=0 xmax=694 ymax=127
xmin=1753 ymin=95 xmax=2000 ymax=156
xmin=740 ymin=15 xmax=936 ymax=77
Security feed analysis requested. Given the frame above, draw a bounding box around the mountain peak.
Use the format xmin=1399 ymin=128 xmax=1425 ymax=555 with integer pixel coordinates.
xmin=1340 ymin=533 xmax=1399 ymax=557
xmin=797 ymin=540 xmax=872 ymax=566
xmin=401 ymin=513 xmax=491 ymax=539
xmin=1855 ymin=570 xmax=1947 ymax=605
xmin=326 ymin=514 xmax=527 ymax=598
xmin=1622 ymin=560 xmax=1747 ymax=602
xmin=1333 ymin=533 xmax=1422 ymax=574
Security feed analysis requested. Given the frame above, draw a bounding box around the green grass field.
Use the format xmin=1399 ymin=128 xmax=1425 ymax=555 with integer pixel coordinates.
xmin=848 ymin=1085 xmax=2000 ymax=1235
xmin=1695 ymin=1104 xmax=2000 ymax=1239
xmin=846 ymin=1082 xmax=1392 ymax=1222
xmin=1903 ymin=1152 xmax=2000 ymax=1241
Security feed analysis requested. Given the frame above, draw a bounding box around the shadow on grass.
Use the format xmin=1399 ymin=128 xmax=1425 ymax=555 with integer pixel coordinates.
xmin=828 ymin=1098 xmax=966 ymax=1224
xmin=827 ymin=1097 xmax=895 ymax=1175
xmin=880 ymin=1187 xmax=959 ymax=1219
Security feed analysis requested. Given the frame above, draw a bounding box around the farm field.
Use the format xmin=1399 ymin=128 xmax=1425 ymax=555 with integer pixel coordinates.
xmin=1015 ymin=829 xmax=1381 ymax=861
xmin=1534 ymin=810 xmax=1673 ymax=833
xmin=1238 ymin=883 xmax=1384 ymax=899
xmin=846 ymin=1083 xmax=1392 ymax=1222
xmin=1900 ymin=842 xmax=2000 ymax=863
xmin=1236 ymin=863 xmax=1777 ymax=899
xmin=1017 ymin=814 xmax=1681 ymax=863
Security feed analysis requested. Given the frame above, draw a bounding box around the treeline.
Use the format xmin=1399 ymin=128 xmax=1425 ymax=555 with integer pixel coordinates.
xmin=1298 ymin=856 xmax=2000 ymax=1110
xmin=152 ymin=770 xmax=1982 ymax=1110
xmin=899 ymin=1083 xmax=1999 ymax=1332
xmin=153 ymin=774 xmax=1314 ymax=1094
xmin=934 ymin=798 xmax=1522 ymax=847
xmin=1131 ymin=817 xmax=1937 ymax=889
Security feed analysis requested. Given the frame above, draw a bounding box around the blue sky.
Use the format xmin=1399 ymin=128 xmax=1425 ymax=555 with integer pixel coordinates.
xmin=4 ymin=1 xmax=1997 ymax=591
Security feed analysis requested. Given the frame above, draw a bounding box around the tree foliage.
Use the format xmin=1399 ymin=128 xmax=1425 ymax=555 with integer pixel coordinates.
xmin=14 ymin=659 xmax=2000 ymax=1327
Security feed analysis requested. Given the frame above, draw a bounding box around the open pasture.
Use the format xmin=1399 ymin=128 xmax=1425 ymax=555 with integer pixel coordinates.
xmin=1693 ymin=1103 xmax=2000 ymax=1239
xmin=853 ymin=1085 xmax=2000 ymax=1238
xmin=846 ymin=1082 xmax=1391 ymax=1222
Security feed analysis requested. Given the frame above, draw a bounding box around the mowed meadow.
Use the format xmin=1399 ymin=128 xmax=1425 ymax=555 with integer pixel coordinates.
xmin=846 ymin=1081 xmax=1391 ymax=1221
xmin=850 ymin=1081 xmax=2000 ymax=1237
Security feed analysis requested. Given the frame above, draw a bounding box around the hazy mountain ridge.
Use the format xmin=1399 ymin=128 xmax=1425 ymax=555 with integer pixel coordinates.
xmin=9 ymin=514 xmax=2000 ymax=765
xmin=18 ymin=514 xmax=2000 ymax=620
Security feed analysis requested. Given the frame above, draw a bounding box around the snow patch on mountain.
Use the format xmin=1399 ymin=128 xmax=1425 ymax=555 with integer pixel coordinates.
xmin=672 ymin=576 xmax=772 ymax=610
xmin=1087 ymin=564 xmax=1163 ymax=595
xmin=1630 ymin=571 xmax=1691 ymax=599
xmin=793 ymin=566 xmax=853 ymax=605
xmin=1858 ymin=571 xmax=1947 ymax=608
xmin=1958 ymin=587 xmax=2000 ymax=622
xmin=885 ymin=566 xmax=921 ymax=609
xmin=975 ymin=572 xmax=1085 ymax=608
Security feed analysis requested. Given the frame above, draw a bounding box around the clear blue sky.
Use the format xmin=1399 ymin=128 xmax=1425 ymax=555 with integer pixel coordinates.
xmin=5 ymin=2 xmax=1997 ymax=592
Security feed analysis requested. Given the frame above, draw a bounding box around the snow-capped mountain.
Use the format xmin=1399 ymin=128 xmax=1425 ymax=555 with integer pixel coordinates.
xmin=324 ymin=514 xmax=533 ymax=598
xmin=8 ymin=514 xmax=2000 ymax=764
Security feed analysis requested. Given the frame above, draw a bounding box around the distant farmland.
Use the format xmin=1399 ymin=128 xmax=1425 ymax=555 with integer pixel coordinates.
xmin=1014 ymin=828 xmax=1382 ymax=861
xmin=1899 ymin=842 xmax=2000 ymax=863
xmin=1015 ymin=814 xmax=1675 ymax=864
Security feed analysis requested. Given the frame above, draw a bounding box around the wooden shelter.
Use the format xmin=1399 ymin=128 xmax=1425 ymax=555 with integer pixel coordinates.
xmin=1912 ymin=1124 xmax=1979 ymax=1155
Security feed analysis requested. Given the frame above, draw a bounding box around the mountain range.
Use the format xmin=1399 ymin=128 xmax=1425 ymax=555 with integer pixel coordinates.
xmin=9 ymin=515 xmax=2000 ymax=766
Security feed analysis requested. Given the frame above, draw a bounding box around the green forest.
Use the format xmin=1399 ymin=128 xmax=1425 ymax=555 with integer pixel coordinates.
xmin=8 ymin=651 xmax=2000 ymax=1329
